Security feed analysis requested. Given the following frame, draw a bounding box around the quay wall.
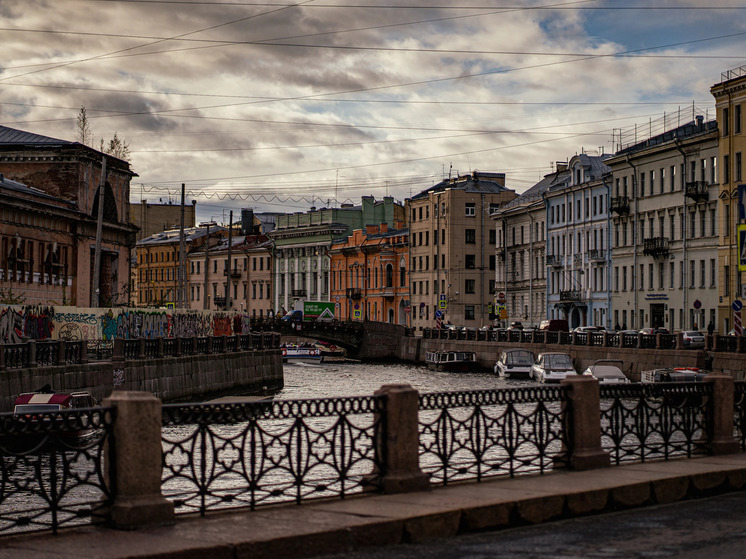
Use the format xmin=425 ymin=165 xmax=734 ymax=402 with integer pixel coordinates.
xmin=0 ymin=349 xmax=283 ymax=412
xmin=395 ymin=336 xmax=725 ymax=381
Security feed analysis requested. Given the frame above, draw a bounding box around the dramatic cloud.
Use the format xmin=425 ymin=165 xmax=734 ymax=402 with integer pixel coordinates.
xmin=1 ymin=0 xmax=744 ymax=221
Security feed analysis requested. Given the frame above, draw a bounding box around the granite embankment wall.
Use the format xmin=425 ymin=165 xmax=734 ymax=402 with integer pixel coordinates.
xmin=396 ymin=337 xmax=746 ymax=381
xmin=0 ymin=349 xmax=283 ymax=412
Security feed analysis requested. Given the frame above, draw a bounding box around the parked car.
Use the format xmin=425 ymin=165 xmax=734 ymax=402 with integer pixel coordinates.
xmin=507 ymin=321 xmax=524 ymax=331
xmin=582 ymin=360 xmax=630 ymax=384
xmin=681 ymin=330 xmax=705 ymax=349
xmin=538 ymin=319 xmax=569 ymax=332
xmin=573 ymin=325 xmax=604 ymax=334
xmin=639 ymin=327 xmax=670 ymax=335
xmin=494 ymin=349 xmax=535 ymax=378
xmin=530 ymin=352 xmax=577 ymax=383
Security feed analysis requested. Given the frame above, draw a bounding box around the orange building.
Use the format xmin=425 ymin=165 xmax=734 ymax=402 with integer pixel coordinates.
xmin=330 ymin=222 xmax=409 ymax=324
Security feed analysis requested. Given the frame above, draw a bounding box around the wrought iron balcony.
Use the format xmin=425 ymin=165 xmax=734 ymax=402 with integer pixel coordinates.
xmin=223 ymin=268 xmax=242 ymax=278
xmin=559 ymin=290 xmax=582 ymax=302
xmin=573 ymin=253 xmax=583 ymax=264
xmin=643 ymin=237 xmax=670 ymax=259
xmin=685 ymin=180 xmax=709 ymax=202
xmin=609 ymin=196 xmax=630 ymax=215
xmin=346 ymin=287 xmax=362 ymax=299
xmin=213 ymin=296 xmax=226 ymax=307
xmin=547 ymin=255 xmax=563 ymax=268
xmin=291 ymin=289 xmax=307 ymax=297
xmin=587 ymin=249 xmax=606 ymax=262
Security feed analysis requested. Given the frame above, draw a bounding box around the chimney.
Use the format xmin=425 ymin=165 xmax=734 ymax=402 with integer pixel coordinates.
xmin=366 ymin=224 xmax=377 ymax=235
xmin=696 ymin=115 xmax=704 ymax=128
xmin=380 ymin=222 xmax=388 ymax=233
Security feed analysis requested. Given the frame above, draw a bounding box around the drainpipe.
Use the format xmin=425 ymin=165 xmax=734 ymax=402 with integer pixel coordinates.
xmin=528 ymin=207 xmax=534 ymax=327
xmin=602 ymin=174 xmax=612 ymax=329
xmin=625 ymin=154 xmax=639 ymax=328
xmin=674 ymin=136 xmax=689 ymax=329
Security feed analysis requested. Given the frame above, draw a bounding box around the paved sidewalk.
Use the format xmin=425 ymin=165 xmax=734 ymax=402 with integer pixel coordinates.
xmin=2 ymin=453 xmax=746 ymax=559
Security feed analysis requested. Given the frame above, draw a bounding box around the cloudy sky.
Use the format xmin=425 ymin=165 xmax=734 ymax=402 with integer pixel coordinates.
xmin=2 ymin=0 xmax=745 ymax=224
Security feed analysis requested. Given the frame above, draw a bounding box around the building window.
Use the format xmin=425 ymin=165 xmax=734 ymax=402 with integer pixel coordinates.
xmin=465 ymin=203 xmax=475 ymax=217
xmin=465 ymin=255 xmax=476 ymax=269
xmin=736 ymin=104 xmax=742 ymax=134
xmin=737 ymin=152 xmax=743 ymax=182
xmin=465 ymin=279 xmax=475 ymax=294
xmin=465 ymin=305 xmax=475 ymax=320
xmin=724 ymin=107 xmax=730 ymax=136
xmin=465 ymin=229 xmax=476 ymax=244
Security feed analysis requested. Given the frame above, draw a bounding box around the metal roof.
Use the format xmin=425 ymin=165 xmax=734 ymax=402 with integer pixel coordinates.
xmin=0 ymin=125 xmax=72 ymax=146
xmin=497 ymin=169 xmax=571 ymax=212
xmin=411 ymin=171 xmax=509 ymax=200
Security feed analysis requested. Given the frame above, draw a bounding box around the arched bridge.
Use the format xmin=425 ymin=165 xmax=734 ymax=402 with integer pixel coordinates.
xmin=250 ymin=319 xmax=408 ymax=360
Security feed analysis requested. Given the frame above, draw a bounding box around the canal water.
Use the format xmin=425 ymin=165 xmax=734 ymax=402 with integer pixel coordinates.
xmin=275 ymin=360 xmax=530 ymax=400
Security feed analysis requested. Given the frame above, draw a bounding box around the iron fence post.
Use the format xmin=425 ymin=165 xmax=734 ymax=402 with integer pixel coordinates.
xmin=705 ymin=374 xmax=741 ymax=455
xmin=561 ymin=376 xmax=610 ymax=470
xmin=28 ymin=340 xmax=37 ymax=367
xmin=102 ymin=391 xmax=175 ymax=529
xmin=373 ymin=384 xmax=430 ymax=494
xmin=113 ymin=338 xmax=125 ymax=362
xmin=56 ymin=340 xmax=66 ymax=366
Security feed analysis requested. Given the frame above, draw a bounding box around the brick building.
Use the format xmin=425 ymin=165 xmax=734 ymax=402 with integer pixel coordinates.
xmin=0 ymin=126 xmax=138 ymax=306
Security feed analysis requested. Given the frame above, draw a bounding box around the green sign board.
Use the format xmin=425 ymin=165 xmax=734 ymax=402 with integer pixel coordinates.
xmin=303 ymin=301 xmax=335 ymax=321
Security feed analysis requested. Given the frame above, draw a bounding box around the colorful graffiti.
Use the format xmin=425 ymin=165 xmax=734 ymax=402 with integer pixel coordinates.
xmin=0 ymin=305 xmax=252 ymax=342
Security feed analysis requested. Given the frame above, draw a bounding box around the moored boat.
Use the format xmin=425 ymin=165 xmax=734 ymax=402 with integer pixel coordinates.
xmin=281 ymin=344 xmax=323 ymax=364
xmin=426 ymin=350 xmax=478 ymax=373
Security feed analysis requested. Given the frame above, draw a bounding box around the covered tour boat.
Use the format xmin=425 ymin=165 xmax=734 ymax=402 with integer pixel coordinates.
xmin=425 ymin=350 xmax=479 ymax=373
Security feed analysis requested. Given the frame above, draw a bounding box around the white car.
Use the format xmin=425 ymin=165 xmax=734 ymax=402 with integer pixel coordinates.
xmin=681 ymin=330 xmax=705 ymax=349
xmin=582 ymin=360 xmax=630 ymax=384
xmin=530 ymin=352 xmax=578 ymax=383
xmin=494 ymin=349 xmax=535 ymax=378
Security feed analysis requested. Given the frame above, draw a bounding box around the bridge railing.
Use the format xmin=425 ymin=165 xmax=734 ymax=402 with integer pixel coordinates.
xmin=2 ymin=376 xmax=742 ymax=535
xmin=416 ymin=327 xmax=739 ymax=352
xmin=0 ymin=334 xmax=282 ymax=371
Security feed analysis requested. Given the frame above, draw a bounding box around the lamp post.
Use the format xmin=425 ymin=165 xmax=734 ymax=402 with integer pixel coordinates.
xmin=200 ymin=221 xmax=216 ymax=310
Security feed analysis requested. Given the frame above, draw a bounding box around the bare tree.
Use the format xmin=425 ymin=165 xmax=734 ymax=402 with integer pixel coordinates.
xmin=76 ymin=106 xmax=94 ymax=146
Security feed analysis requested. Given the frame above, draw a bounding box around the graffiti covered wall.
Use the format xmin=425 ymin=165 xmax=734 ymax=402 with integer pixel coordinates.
xmin=0 ymin=305 xmax=251 ymax=342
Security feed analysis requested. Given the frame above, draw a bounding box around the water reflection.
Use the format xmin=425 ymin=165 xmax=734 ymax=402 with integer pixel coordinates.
xmin=275 ymin=361 xmax=532 ymax=400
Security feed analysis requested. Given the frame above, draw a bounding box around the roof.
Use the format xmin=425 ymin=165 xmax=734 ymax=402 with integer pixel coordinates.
xmin=612 ymin=119 xmax=718 ymax=159
xmin=411 ymin=171 xmax=509 ymax=201
xmin=0 ymin=125 xmax=72 ymax=146
xmin=497 ymin=168 xmax=570 ymax=212
xmin=137 ymin=226 xmax=226 ymax=246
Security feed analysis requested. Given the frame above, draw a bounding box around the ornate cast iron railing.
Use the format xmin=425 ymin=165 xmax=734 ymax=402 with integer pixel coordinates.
xmin=0 ymin=407 xmax=115 ymax=535
xmin=599 ymin=383 xmax=711 ymax=464
xmin=418 ymin=387 xmax=570 ymax=485
xmin=161 ymin=396 xmax=385 ymax=515
xmin=735 ymin=381 xmax=746 ymax=450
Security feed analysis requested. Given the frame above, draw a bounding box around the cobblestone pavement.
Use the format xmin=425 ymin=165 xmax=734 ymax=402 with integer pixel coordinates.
xmin=318 ymin=491 xmax=746 ymax=559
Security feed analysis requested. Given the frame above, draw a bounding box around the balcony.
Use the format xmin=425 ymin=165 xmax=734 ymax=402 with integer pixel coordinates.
xmin=573 ymin=253 xmax=583 ymax=264
xmin=346 ymin=288 xmax=362 ymax=299
xmin=380 ymin=287 xmax=395 ymax=298
xmin=547 ymin=255 xmax=563 ymax=268
xmin=291 ymin=289 xmax=307 ymax=298
xmin=223 ymin=268 xmax=242 ymax=279
xmin=559 ymin=290 xmax=582 ymax=302
xmin=609 ymin=196 xmax=630 ymax=215
xmin=587 ymin=249 xmax=606 ymax=262
xmin=685 ymin=180 xmax=709 ymax=202
xmin=213 ymin=296 xmax=226 ymax=307
xmin=643 ymin=237 xmax=670 ymax=259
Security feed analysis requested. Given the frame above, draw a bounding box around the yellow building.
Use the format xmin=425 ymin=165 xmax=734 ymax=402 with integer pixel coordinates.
xmin=407 ymin=172 xmax=516 ymax=329
xmin=712 ymin=66 xmax=746 ymax=332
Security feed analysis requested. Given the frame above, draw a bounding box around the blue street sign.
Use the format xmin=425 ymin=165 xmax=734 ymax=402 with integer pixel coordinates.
xmin=732 ymin=300 xmax=743 ymax=312
xmin=435 ymin=310 xmax=442 ymax=318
